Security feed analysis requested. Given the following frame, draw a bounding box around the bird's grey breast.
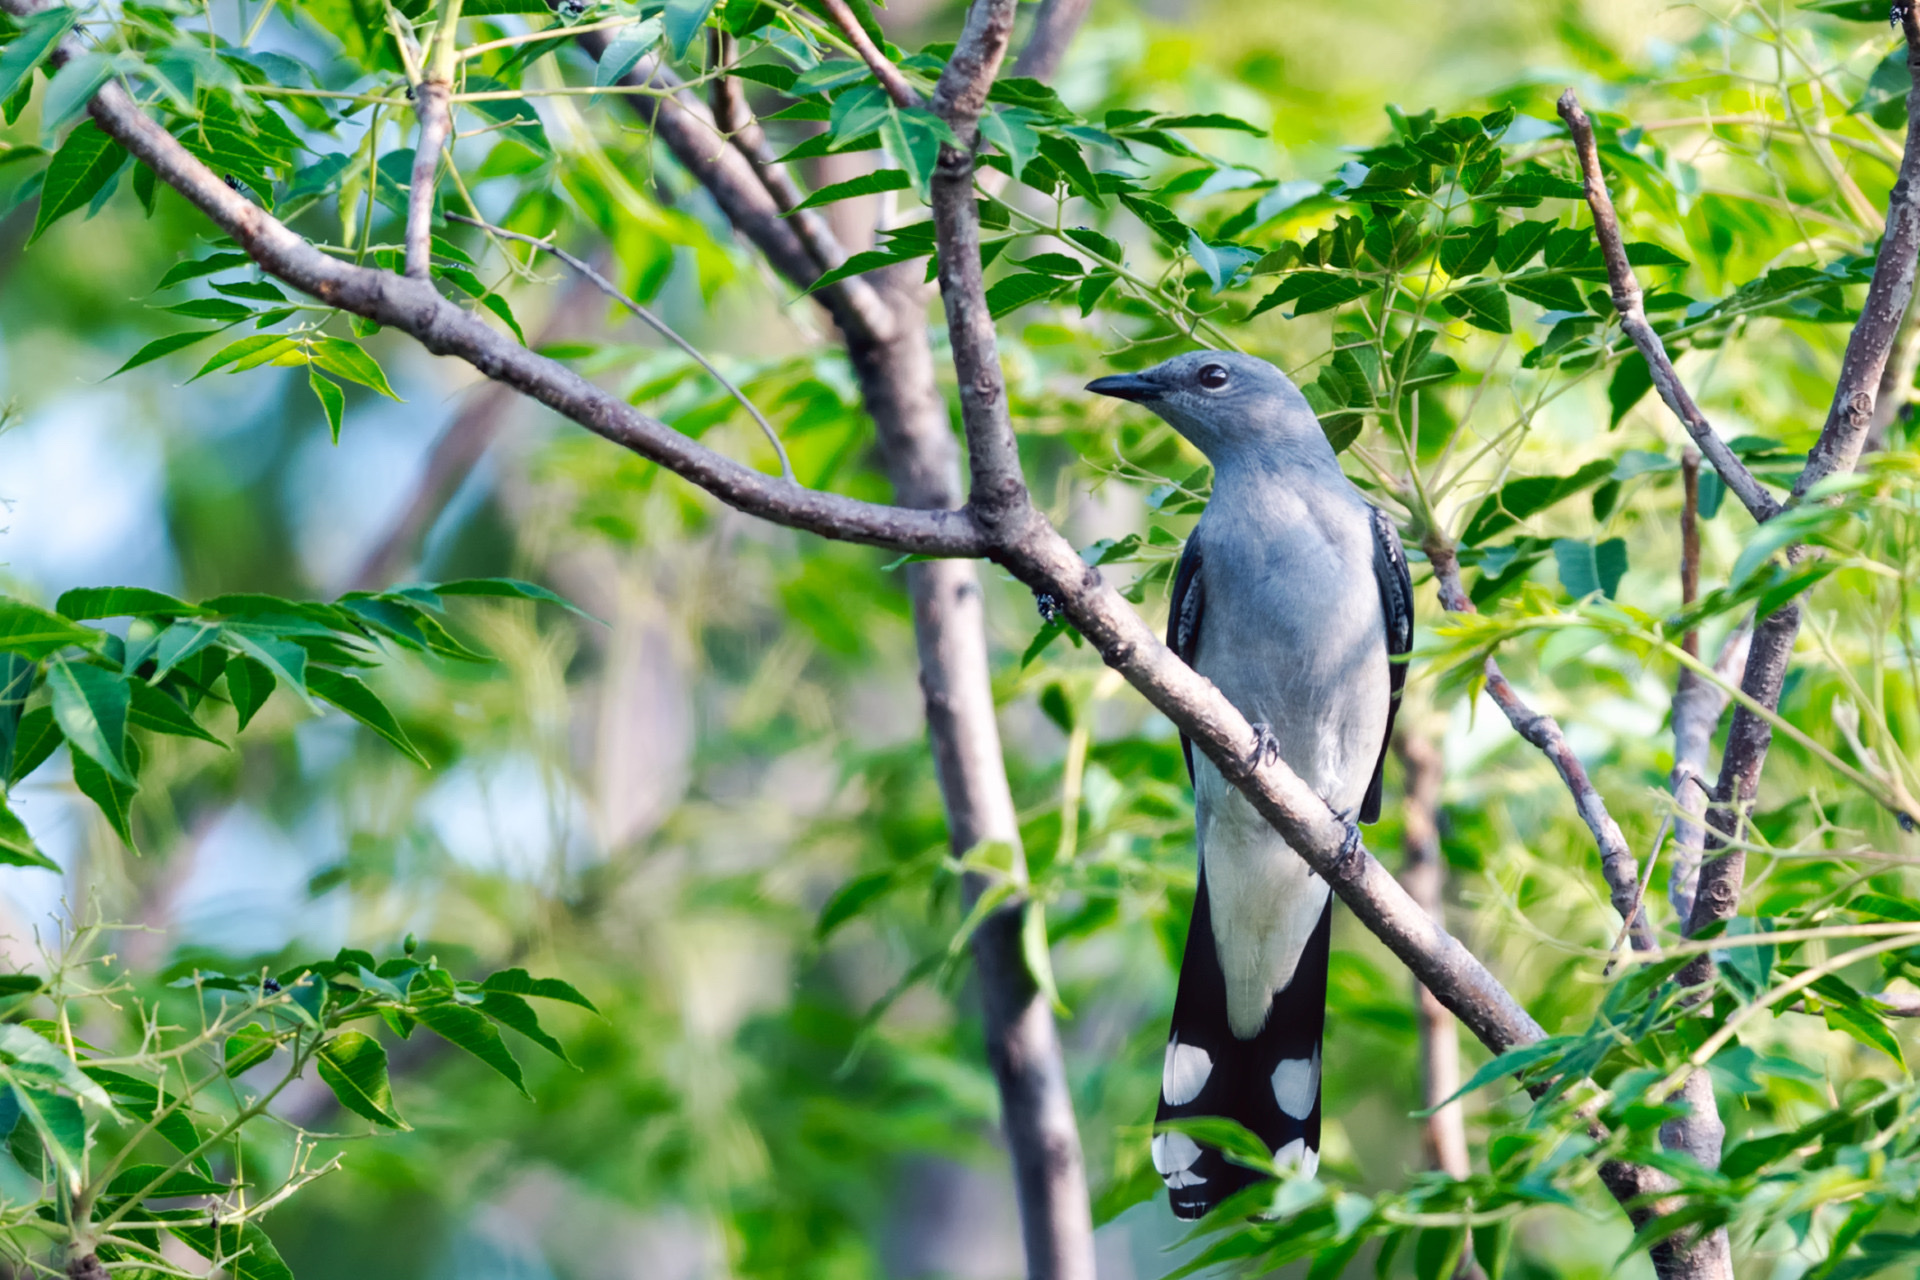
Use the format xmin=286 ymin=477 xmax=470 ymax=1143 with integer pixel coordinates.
xmin=1188 ymin=476 xmax=1387 ymax=800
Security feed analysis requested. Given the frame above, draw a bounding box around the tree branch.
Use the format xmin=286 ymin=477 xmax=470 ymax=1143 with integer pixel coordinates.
xmin=30 ymin=0 xmax=1553 ymax=1140
xmin=405 ymin=81 xmax=450 ymax=279
xmin=1427 ymin=546 xmax=1653 ymax=951
xmin=1009 ymin=0 xmax=1091 ymax=81
xmin=1685 ymin=4 xmax=1920 ymax=965
xmin=1559 ymin=92 xmax=1779 ymax=525
xmin=820 ymin=0 xmax=922 ymax=109
xmin=1395 ymin=731 xmax=1471 ymax=1182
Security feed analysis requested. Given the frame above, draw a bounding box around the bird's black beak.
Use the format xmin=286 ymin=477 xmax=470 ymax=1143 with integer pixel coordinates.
xmin=1085 ymin=372 xmax=1163 ymax=403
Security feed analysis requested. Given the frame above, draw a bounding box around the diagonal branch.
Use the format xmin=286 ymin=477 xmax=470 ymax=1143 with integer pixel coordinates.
xmin=1684 ymin=4 xmax=1920 ymax=967
xmin=1427 ymin=548 xmax=1653 ymax=951
xmin=820 ymin=0 xmax=922 ymax=108
xmin=20 ymin=0 xmax=1552 ymax=1122
xmin=1559 ymin=92 xmax=1779 ymax=524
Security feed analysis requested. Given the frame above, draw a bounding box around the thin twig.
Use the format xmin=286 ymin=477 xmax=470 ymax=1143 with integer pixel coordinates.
xmin=1558 ymin=91 xmax=1780 ymax=524
xmin=1427 ymin=544 xmax=1654 ymax=952
xmin=818 ymin=0 xmax=922 ymax=108
xmin=446 ymin=212 xmax=797 ymax=484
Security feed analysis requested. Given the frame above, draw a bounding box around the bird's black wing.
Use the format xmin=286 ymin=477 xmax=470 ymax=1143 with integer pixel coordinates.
xmin=1360 ymin=504 xmax=1414 ymax=823
xmin=1167 ymin=538 xmax=1205 ymax=784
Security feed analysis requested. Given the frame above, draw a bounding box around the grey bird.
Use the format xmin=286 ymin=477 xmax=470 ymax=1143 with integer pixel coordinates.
xmin=1086 ymin=350 xmax=1412 ymax=1219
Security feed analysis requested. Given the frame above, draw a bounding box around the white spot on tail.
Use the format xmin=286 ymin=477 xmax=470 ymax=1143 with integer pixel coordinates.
xmin=1161 ymin=1038 xmax=1212 ymax=1106
xmin=1273 ymin=1137 xmax=1318 ymax=1178
xmin=1270 ymin=1048 xmax=1320 ymax=1120
xmin=1152 ymin=1132 xmax=1205 ymax=1189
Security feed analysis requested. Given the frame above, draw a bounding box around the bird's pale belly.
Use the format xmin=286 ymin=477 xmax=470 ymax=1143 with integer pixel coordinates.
xmin=1189 ymin=573 xmax=1386 ymax=1040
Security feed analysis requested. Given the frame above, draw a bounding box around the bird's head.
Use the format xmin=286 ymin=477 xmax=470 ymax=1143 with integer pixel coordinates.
xmin=1085 ymin=350 xmax=1330 ymax=469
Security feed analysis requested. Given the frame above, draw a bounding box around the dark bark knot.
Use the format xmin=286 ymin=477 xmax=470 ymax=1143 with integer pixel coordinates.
xmin=67 ymin=1254 xmax=109 ymax=1280
xmin=1848 ymin=389 xmax=1875 ymax=424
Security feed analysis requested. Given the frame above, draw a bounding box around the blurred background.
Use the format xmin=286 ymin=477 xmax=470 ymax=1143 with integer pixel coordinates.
xmin=0 ymin=0 xmax=1895 ymax=1276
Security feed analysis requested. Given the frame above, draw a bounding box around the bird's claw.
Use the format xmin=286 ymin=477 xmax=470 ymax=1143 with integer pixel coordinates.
xmin=1246 ymin=723 xmax=1283 ymax=770
xmin=1034 ymin=591 xmax=1063 ymax=625
xmin=1335 ymin=818 xmax=1364 ymax=872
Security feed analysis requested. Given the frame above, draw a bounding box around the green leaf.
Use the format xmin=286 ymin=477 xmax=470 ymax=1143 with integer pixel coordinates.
xmin=663 ymin=0 xmax=719 ymax=59
xmin=479 ymin=968 xmax=599 ymax=1014
xmin=8 ymin=1086 xmax=85 ymax=1187
xmin=1823 ymin=1000 xmax=1904 ymax=1066
xmin=410 ymin=1000 xmax=530 ymax=1096
xmin=1496 ymin=219 xmax=1555 ymax=272
xmin=105 ymin=1165 xmax=230 ymax=1199
xmin=315 ymin=1031 xmax=407 ymax=1127
xmin=47 ymin=660 xmax=131 ymax=783
xmin=0 ymin=798 xmax=58 ymax=871
xmin=224 ymin=655 xmax=275 ymax=731
xmin=1461 ymin=459 xmax=1615 ymax=545
xmin=792 ymin=167 xmax=911 ymax=212
xmin=1441 ymin=282 xmax=1511 ymax=333
xmin=1020 ymin=899 xmax=1067 ymax=1016
xmin=56 ymin=586 xmax=198 ymax=621
xmin=8 ymin=708 xmax=60 ymax=786
xmin=127 ymin=681 xmax=220 ymax=746
xmin=0 ymin=598 xmax=99 ymax=660
xmin=1154 ymin=111 xmax=1267 ymax=135
xmin=1850 ymin=893 xmax=1920 ymax=922
xmin=817 ymin=870 xmax=894 ymax=938
xmin=167 ymin=1220 xmax=294 ymax=1280
xmin=308 ymin=336 xmax=400 ymax=399
xmin=309 ymin=368 xmax=345 ymax=443
xmin=593 ymin=16 xmax=662 ymax=88
xmin=156 ymin=252 xmax=252 ymax=288
xmin=1438 ymin=220 xmax=1498 ymax=277
xmin=985 ymin=271 xmax=1068 ymax=318
xmin=70 ymin=737 xmax=137 ymax=848
xmin=223 ymin=631 xmax=313 ymax=711
xmin=1432 ymin=1036 xmax=1574 ymax=1109
xmin=0 ymin=1024 xmax=113 ymax=1109
xmin=430 ymin=577 xmax=596 ymax=620
xmin=1609 ymin=355 xmax=1655 ymax=426
xmin=223 ymin=1024 xmax=277 ymax=1077
xmin=1505 ymin=270 xmax=1587 ymax=313
xmin=1155 ymin=1116 xmax=1275 ymax=1173
xmin=149 ymin=620 xmax=222 ymax=684
xmin=190 ymin=334 xmax=298 ymax=380
xmin=0 ymin=8 xmax=74 ymax=108
xmin=39 ymin=51 xmax=114 ymax=133
xmin=306 ymin=668 xmax=424 ymax=764
xmin=1553 ymin=538 xmax=1628 ymax=600
xmin=1498 ymin=170 xmax=1587 ymax=200
xmin=477 ymin=992 xmax=573 ymax=1065
xmin=160 ymin=297 xmax=255 ymax=324
xmin=111 ymin=329 xmax=229 ymax=377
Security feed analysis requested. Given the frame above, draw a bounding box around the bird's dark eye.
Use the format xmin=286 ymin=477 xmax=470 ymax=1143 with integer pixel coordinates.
xmin=1198 ymin=363 xmax=1230 ymax=390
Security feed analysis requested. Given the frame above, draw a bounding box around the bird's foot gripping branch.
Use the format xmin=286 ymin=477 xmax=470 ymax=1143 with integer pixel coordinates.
xmin=7 ymin=0 xmax=1920 ymax=1275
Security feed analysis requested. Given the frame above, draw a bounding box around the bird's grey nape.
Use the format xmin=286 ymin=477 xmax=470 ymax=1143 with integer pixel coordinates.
xmin=1086 ymin=350 xmax=1335 ymax=472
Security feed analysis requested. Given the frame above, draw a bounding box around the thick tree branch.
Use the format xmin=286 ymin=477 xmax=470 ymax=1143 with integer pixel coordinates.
xmin=1559 ymin=93 xmax=1779 ymax=525
xmin=1428 ymin=546 xmax=1653 ymax=951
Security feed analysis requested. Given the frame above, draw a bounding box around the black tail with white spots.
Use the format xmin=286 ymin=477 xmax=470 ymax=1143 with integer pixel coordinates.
xmin=1152 ymin=870 xmax=1330 ymax=1219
